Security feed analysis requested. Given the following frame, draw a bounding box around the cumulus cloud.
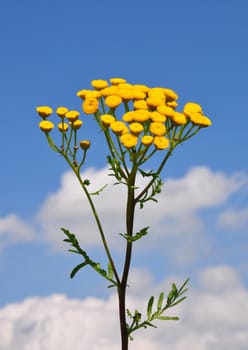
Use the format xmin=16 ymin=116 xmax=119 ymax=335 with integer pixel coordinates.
xmin=0 ymin=214 xmax=35 ymax=251
xmin=0 ymin=266 xmax=247 ymax=350
xmin=35 ymin=166 xmax=247 ymax=257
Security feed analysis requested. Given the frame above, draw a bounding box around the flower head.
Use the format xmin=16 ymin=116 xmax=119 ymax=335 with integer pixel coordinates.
xmin=65 ymin=110 xmax=80 ymax=122
xmin=58 ymin=122 xmax=69 ymax=132
xmin=82 ymin=98 xmax=99 ymax=114
xmin=141 ymin=135 xmax=154 ymax=146
xmin=71 ymin=119 xmax=83 ymax=130
xmin=110 ymin=78 xmax=127 ymax=85
xmin=149 ymin=122 xmax=166 ymax=136
xmin=110 ymin=121 xmax=128 ymax=135
xmin=171 ymin=112 xmax=187 ymax=125
xmin=56 ymin=107 xmax=69 ymax=118
xmin=129 ymin=122 xmax=144 ymax=135
xmin=39 ymin=120 xmax=54 ymax=133
xmin=120 ymin=133 xmax=138 ymax=148
xmin=80 ymin=140 xmax=91 ymax=150
xmin=105 ymin=95 xmax=122 ymax=109
xmin=153 ymin=136 xmax=169 ymax=150
xmin=36 ymin=106 xmax=53 ymax=118
xmin=100 ymin=114 xmax=116 ymax=127
xmin=91 ymin=79 xmax=108 ymax=90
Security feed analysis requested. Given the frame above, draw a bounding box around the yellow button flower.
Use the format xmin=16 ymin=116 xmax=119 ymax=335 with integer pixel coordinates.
xmin=80 ymin=140 xmax=91 ymax=150
xmin=133 ymin=100 xmax=148 ymax=110
xmin=56 ymin=107 xmax=69 ymax=118
xmin=110 ymin=121 xmax=128 ymax=135
xmin=171 ymin=112 xmax=187 ymax=125
xmin=166 ymin=101 xmax=178 ymax=109
xmin=100 ymin=86 xmax=119 ymax=97
xmin=141 ymin=135 xmax=154 ymax=146
xmin=146 ymin=95 xmax=165 ymax=108
xmin=58 ymin=122 xmax=69 ymax=132
xmin=157 ymin=105 xmax=174 ymax=118
xmin=120 ymin=133 xmax=138 ymax=148
xmin=100 ymin=114 xmax=116 ymax=126
xmin=132 ymin=110 xmax=150 ymax=122
xmin=190 ymin=113 xmax=212 ymax=127
xmin=153 ymin=136 xmax=169 ymax=150
xmin=39 ymin=120 xmax=54 ymax=133
xmin=105 ymin=95 xmax=122 ymax=109
xmin=110 ymin=78 xmax=127 ymax=85
xmin=183 ymin=102 xmax=203 ymax=117
xmin=122 ymin=111 xmax=136 ymax=123
xmin=150 ymin=111 xmax=166 ymax=123
xmin=71 ymin=119 xmax=83 ymax=130
xmin=82 ymin=98 xmax=99 ymax=114
xmin=36 ymin=106 xmax=53 ymax=118
xmin=149 ymin=122 xmax=166 ymax=136
xmin=129 ymin=122 xmax=144 ymax=135
xmin=164 ymin=88 xmax=178 ymax=101
xmin=65 ymin=110 xmax=80 ymax=122
xmin=91 ymin=79 xmax=108 ymax=90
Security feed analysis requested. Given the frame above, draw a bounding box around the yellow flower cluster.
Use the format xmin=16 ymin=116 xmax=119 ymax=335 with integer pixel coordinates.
xmin=37 ymin=78 xmax=211 ymax=154
xmin=36 ymin=106 xmax=84 ymax=134
xmin=74 ymin=78 xmax=211 ymax=150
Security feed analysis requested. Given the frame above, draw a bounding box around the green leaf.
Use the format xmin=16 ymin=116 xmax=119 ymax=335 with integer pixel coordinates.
xmin=70 ymin=262 xmax=87 ymax=278
xmin=147 ymin=296 xmax=154 ymax=319
xmin=157 ymin=292 xmax=164 ymax=311
xmin=157 ymin=316 xmax=179 ymax=321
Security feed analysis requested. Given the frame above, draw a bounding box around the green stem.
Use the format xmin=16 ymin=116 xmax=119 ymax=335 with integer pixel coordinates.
xmin=64 ymin=154 xmax=120 ymax=285
xmin=118 ymin=165 xmax=137 ymax=350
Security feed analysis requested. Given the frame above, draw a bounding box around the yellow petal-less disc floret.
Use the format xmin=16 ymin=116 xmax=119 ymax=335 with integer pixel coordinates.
xmin=132 ymin=110 xmax=150 ymax=123
xmin=71 ymin=119 xmax=83 ymax=130
xmin=157 ymin=105 xmax=175 ymax=118
xmin=39 ymin=120 xmax=54 ymax=133
xmin=91 ymin=79 xmax=108 ymax=90
xmin=133 ymin=100 xmax=148 ymax=110
xmin=65 ymin=110 xmax=80 ymax=122
xmin=120 ymin=133 xmax=138 ymax=148
xmin=163 ymin=88 xmax=179 ymax=101
xmin=100 ymin=114 xmax=116 ymax=126
xmin=36 ymin=106 xmax=53 ymax=118
xmin=56 ymin=107 xmax=69 ymax=118
xmin=122 ymin=111 xmax=136 ymax=123
xmin=58 ymin=122 xmax=69 ymax=132
xmin=129 ymin=122 xmax=144 ymax=135
xmin=150 ymin=111 xmax=166 ymax=123
xmin=149 ymin=122 xmax=166 ymax=136
xmin=110 ymin=121 xmax=128 ymax=135
xmin=153 ymin=136 xmax=170 ymax=150
xmin=190 ymin=113 xmax=212 ymax=127
xmin=80 ymin=140 xmax=91 ymax=150
xmin=82 ymin=98 xmax=99 ymax=114
xmin=110 ymin=78 xmax=127 ymax=85
xmin=183 ymin=102 xmax=203 ymax=117
xmin=105 ymin=95 xmax=122 ymax=109
xmin=171 ymin=112 xmax=187 ymax=125
xmin=141 ymin=135 xmax=154 ymax=146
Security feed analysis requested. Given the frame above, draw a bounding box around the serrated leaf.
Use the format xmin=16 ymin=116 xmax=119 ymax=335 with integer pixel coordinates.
xmin=147 ymin=296 xmax=154 ymax=319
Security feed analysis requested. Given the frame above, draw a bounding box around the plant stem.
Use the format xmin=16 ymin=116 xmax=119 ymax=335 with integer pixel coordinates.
xmin=118 ymin=165 xmax=137 ymax=350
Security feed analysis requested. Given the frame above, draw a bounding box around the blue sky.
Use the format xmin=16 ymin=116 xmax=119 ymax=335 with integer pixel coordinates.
xmin=1 ymin=1 xmax=248 ymax=349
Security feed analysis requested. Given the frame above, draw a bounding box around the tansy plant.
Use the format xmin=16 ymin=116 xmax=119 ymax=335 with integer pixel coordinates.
xmin=36 ymin=78 xmax=211 ymax=350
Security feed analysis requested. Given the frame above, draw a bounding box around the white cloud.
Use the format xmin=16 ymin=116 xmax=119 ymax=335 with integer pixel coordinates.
xmin=0 ymin=214 xmax=35 ymax=251
xmin=218 ymin=207 xmax=248 ymax=229
xmin=0 ymin=266 xmax=247 ymax=350
xmin=35 ymin=166 xmax=247 ymax=263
